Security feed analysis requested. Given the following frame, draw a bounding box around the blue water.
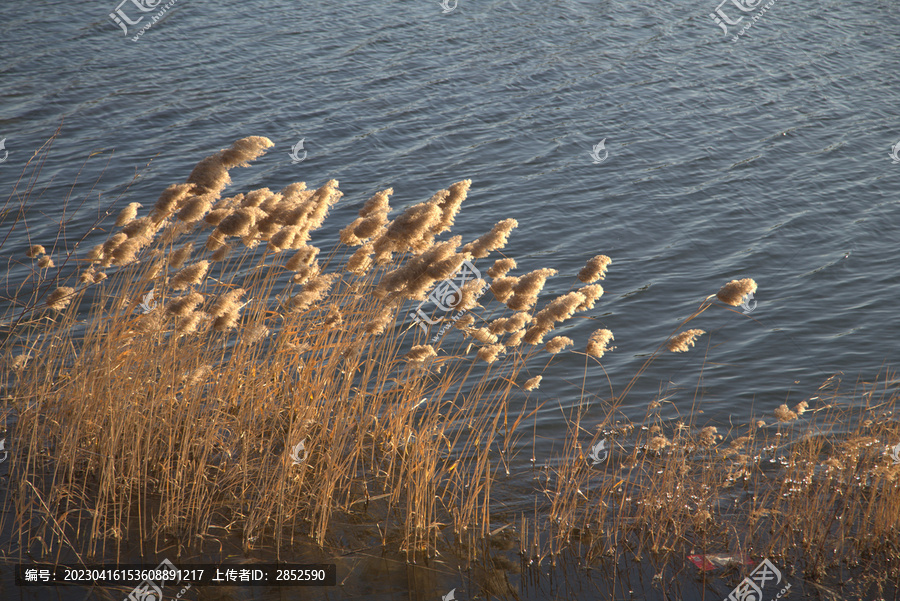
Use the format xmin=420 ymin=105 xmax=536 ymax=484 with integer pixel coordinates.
xmin=4 ymin=0 xmax=900 ymax=441
xmin=1 ymin=0 xmax=900 ymax=594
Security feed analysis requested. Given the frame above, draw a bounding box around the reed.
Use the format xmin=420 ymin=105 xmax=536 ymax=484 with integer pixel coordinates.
xmin=1 ymin=137 xmax=897 ymax=593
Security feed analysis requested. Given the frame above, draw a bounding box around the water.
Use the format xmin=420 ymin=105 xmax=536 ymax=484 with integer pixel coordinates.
xmin=2 ymin=0 xmax=899 ymax=598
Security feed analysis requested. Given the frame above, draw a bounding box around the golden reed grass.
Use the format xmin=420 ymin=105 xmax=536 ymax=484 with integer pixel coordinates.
xmin=2 ymin=136 xmax=896 ymax=592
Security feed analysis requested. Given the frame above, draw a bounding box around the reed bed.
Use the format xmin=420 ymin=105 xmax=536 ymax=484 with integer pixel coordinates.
xmin=1 ymin=137 xmax=898 ymax=591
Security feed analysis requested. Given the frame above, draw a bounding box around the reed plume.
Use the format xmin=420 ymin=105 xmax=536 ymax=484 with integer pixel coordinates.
xmin=151 ymin=183 xmax=193 ymax=222
xmin=523 ymin=375 xmax=542 ymax=391
xmin=775 ymin=404 xmax=798 ymax=422
xmin=587 ymin=329 xmax=614 ymax=358
xmin=340 ymin=188 xmax=392 ymax=246
xmin=185 ymin=136 xmax=274 ymax=200
xmin=460 ymin=218 xmax=517 ymax=259
xmin=545 ymin=336 xmax=573 ymax=354
xmin=286 ymin=246 xmax=320 ymax=271
xmin=37 ymin=256 xmax=53 ymax=269
xmin=171 ymin=261 xmax=210 ymax=290
xmin=407 ymin=344 xmax=437 ymax=362
xmin=115 ymin=202 xmax=142 ymax=227
xmin=456 ymin=278 xmax=487 ymax=312
xmin=46 ymin=287 xmax=76 ymax=311
xmin=166 ymin=291 xmax=205 ymax=317
xmin=209 ymin=287 xmax=246 ymax=319
xmin=432 ymin=179 xmax=471 ymax=234
xmin=525 ymin=291 xmax=585 ymax=344
xmin=666 ymin=329 xmax=705 ymax=353
xmin=489 ymin=276 xmax=518 ymax=303
xmin=176 ymin=196 xmax=212 ymax=223
xmin=26 ymin=244 xmax=46 ymax=258
xmin=487 ymin=257 xmax=516 ymax=278
xmin=169 ymin=243 xmax=194 ymax=269
xmin=477 ymin=343 xmax=504 ymax=363
xmin=716 ymin=278 xmax=757 ymax=306
xmin=507 ymin=268 xmax=556 ymax=311
xmin=575 ymin=284 xmax=603 ymax=311
xmin=111 ymin=236 xmax=148 ymax=266
xmin=577 ymin=255 xmax=611 ymax=283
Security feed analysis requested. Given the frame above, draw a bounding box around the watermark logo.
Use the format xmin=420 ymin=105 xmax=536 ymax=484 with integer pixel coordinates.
xmin=710 ymin=0 xmax=778 ymax=42
xmin=725 ymin=558 xmax=790 ymax=601
xmin=890 ymin=140 xmax=900 ymax=164
xmin=111 ymin=0 xmax=181 ymax=42
xmin=409 ymin=260 xmax=481 ymax=334
xmin=124 ymin=558 xmax=190 ymax=601
xmin=589 ymin=139 xmax=608 ymax=164
xmin=890 ymin=442 xmax=900 ymax=465
xmin=442 ymin=588 xmax=456 ymax=601
xmin=289 ymin=138 xmax=307 ymax=164
xmin=588 ymin=438 xmax=609 ymax=465
xmin=109 ymin=0 xmax=160 ymax=35
xmin=0 ymin=138 xmax=8 ymax=164
xmin=740 ymin=291 xmax=757 ymax=314
xmin=138 ymin=289 xmax=157 ymax=314
xmin=290 ymin=440 xmax=308 ymax=465
xmin=0 ymin=439 xmax=8 ymax=464
xmin=439 ymin=0 xmax=458 ymax=13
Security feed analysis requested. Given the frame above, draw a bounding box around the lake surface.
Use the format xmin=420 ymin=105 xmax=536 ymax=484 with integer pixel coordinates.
xmin=2 ymin=0 xmax=899 ymax=598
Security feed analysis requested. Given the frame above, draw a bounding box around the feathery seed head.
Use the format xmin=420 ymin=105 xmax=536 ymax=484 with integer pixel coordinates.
xmin=578 ymin=255 xmax=612 ymax=283
xmin=461 ymin=218 xmax=517 ymax=259
xmin=26 ymin=244 xmax=46 ymax=258
xmin=487 ymin=257 xmax=516 ymax=278
xmin=407 ymin=344 xmax=437 ymax=362
xmin=545 ymin=336 xmax=574 ymax=354
xmin=169 ymin=242 xmax=194 ymax=270
xmin=477 ymin=343 xmax=504 ymax=364
xmin=115 ymin=202 xmax=142 ymax=227
xmin=666 ymin=329 xmax=705 ymax=353
xmin=587 ymin=329 xmax=614 ymax=358
xmin=524 ymin=375 xmax=542 ymax=391
xmin=716 ymin=278 xmax=758 ymax=306
xmin=170 ymin=260 xmax=210 ymax=290
xmin=47 ymin=287 xmax=76 ymax=311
